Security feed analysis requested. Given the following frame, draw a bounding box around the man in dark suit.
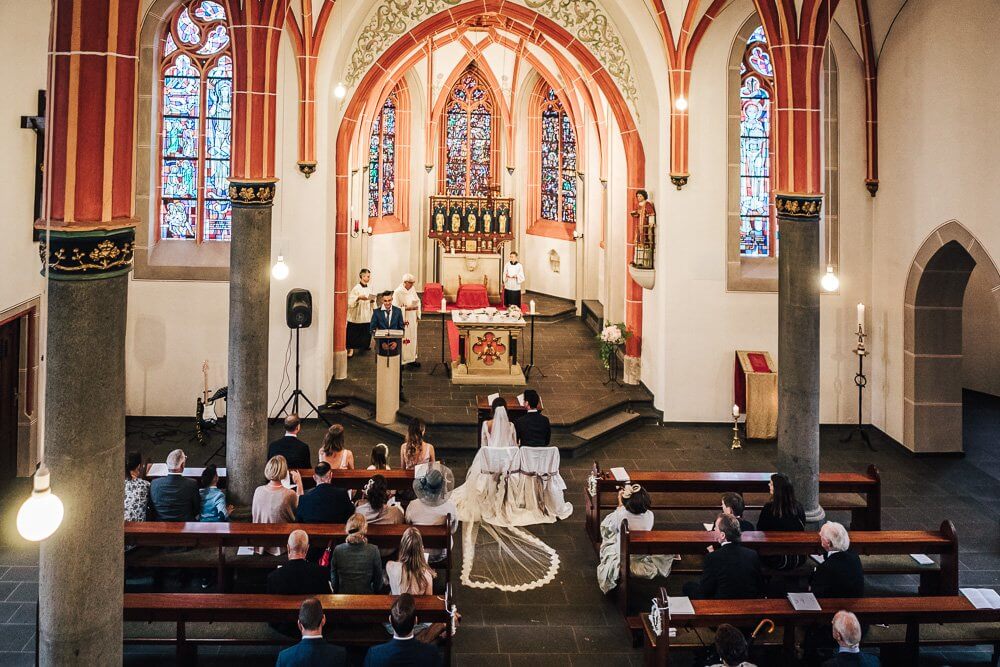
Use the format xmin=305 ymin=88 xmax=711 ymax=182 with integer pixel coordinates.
xmin=267 ymin=531 xmax=332 ymax=595
xmin=514 ymin=389 xmax=551 ymax=446
xmin=370 ymin=291 xmax=407 ymax=401
xmin=276 ymin=598 xmax=346 ymax=667
xmin=811 ymin=521 xmax=865 ymax=598
xmin=268 ymin=414 xmax=312 ymax=470
xmin=295 ymin=463 xmax=354 ymax=561
xmin=721 ymin=492 xmax=755 ymax=532
xmin=682 ymin=513 xmax=763 ymax=599
xmin=822 ymin=611 xmax=880 ymax=666
xmin=363 ymin=594 xmax=442 ymax=666
xmin=148 ymin=449 xmax=200 ymax=521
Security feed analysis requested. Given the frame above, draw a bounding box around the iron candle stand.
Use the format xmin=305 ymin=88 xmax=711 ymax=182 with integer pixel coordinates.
xmin=841 ymin=324 xmax=875 ymax=451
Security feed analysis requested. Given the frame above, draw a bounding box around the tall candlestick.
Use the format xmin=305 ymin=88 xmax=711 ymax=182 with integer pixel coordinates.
xmin=857 ymin=302 xmax=865 ymax=332
xmin=441 ymin=298 xmax=447 ymax=313
xmin=530 ymin=299 xmax=536 ymax=315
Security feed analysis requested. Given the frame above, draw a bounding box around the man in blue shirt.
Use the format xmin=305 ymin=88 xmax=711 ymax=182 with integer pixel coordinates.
xmin=363 ymin=594 xmax=441 ymax=666
xmin=822 ymin=611 xmax=880 ymax=666
xmin=275 ymin=598 xmax=346 ymax=667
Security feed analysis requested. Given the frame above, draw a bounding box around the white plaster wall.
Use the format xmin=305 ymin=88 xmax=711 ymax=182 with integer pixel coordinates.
xmin=962 ymin=264 xmax=1000 ymax=398
xmin=872 ymin=0 xmax=1000 ymax=443
xmin=0 ymin=0 xmax=47 ymax=315
xmin=649 ymin=0 xmax=874 ymax=423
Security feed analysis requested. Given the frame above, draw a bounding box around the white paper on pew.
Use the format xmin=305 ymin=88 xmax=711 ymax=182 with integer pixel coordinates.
xmin=610 ymin=467 xmax=629 ymax=482
xmin=982 ymin=589 xmax=1000 ymax=609
xmin=414 ymin=463 xmax=429 ymax=479
xmin=517 ymin=393 xmax=525 ymax=406
xmin=702 ymin=523 xmax=714 ymax=531
xmin=236 ymin=546 xmax=254 ymax=556
xmin=910 ymin=553 xmax=934 ymax=565
xmin=811 ymin=554 xmax=825 ymax=564
xmin=788 ymin=592 xmax=821 ymax=611
xmin=487 ymin=392 xmax=500 ymax=405
xmin=666 ymin=596 xmax=695 ymax=617
xmin=961 ymin=588 xmax=1000 ymax=610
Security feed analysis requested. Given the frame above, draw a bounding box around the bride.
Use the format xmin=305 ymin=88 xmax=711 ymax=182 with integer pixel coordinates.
xmin=481 ymin=399 xmax=518 ymax=448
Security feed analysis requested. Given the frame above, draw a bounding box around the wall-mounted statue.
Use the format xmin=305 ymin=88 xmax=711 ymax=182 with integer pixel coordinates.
xmin=630 ymin=189 xmax=656 ymax=270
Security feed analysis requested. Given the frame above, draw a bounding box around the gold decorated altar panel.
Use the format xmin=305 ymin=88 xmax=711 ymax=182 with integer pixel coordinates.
xmin=451 ymin=310 xmax=526 ymax=386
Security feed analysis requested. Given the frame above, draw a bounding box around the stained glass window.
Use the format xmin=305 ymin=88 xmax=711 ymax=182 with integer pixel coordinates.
xmin=539 ymin=88 xmax=577 ymax=224
xmin=442 ymin=66 xmax=495 ymax=197
xmin=368 ymin=90 xmax=398 ymax=218
xmin=739 ymin=26 xmax=774 ymax=257
xmin=158 ymin=1 xmax=232 ymax=241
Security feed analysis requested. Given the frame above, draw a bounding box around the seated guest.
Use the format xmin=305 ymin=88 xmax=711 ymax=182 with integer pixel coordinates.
xmin=386 ymin=527 xmax=435 ymax=595
xmin=319 ymin=424 xmax=355 ymax=469
xmin=363 ymin=594 xmax=442 ymax=667
xmin=682 ymin=513 xmax=763 ymax=600
xmin=756 ymin=472 xmax=806 ymax=570
xmin=367 ymin=443 xmax=391 ymax=471
xmin=148 ymin=449 xmax=199 ymax=522
xmin=597 ymin=484 xmax=675 ymax=594
xmin=709 ymin=624 xmax=756 ymax=667
xmin=721 ymin=492 xmax=754 ymax=532
xmin=822 ymin=611 xmax=879 ymax=666
xmin=295 ymin=462 xmax=353 ymax=561
xmin=198 ymin=464 xmax=232 ymax=522
xmin=405 ymin=464 xmax=458 ymax=563
xmin=252 ymin=455 xmax=303 ymax=555
xmin=124 ymin=451 xmax=150 ymax=523
xmin=514 ymin=389 xmax=551 ymax=446
xmin=276 ymin=598 xmax=347 ymax=667
xmin=268 ymin=414 xmax=312 ymax=470
xmin=330 ymin=513 xmax=383 ymax=594
xmin=811 ymin=521 xmax=864 ymax=599
xmin=356 ymin=475 xmax=404 ymax=526
xmin=267 ymin=530 xmax=332 ymax=595
xmin=400 ymin=418 xmax=435 ymax=470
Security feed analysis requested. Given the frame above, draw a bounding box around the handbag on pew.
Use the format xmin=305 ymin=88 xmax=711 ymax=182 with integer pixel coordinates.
xmin=318 ymin=540 xmax=335 ymax=568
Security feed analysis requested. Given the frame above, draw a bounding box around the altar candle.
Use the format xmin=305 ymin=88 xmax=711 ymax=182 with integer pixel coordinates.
xmin=530 ymin=299 xmax=536 ymax=314
xmin=441 ymin=298 xmax=447 ymax=313
xmin=857 ymin=302 xmax=865 ymax=331
xmin=732 ymin=404 xmax=740 ymax=418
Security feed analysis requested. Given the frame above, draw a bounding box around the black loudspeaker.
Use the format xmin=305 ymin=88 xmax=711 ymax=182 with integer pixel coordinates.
xmin=286 ymin=288 xmax=312 ymax=329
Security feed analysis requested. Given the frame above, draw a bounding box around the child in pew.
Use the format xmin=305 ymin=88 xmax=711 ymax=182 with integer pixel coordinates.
xmin=721 ymin=492 xmax=755 ymax=532
xmin=198 ymin=464 xmax=233 ymax=522
xmin=367 ymin=443 xmax=391 ymax=470
xmin=597 ymin=483 xmax=676 ymax=594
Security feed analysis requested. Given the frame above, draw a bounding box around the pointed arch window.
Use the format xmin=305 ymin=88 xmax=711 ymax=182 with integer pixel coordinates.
xmin=539 ymin=88 xmax=577 ymax=224
xmin=368 ymin=89 xmax=397 ymax=218
xmin=738 ymin=26 xmax=774 ymax=257
xmin=157 ymin=0 xmax=233 ymax=242
xmin=441 ymin=66 xmax=497 ymax=197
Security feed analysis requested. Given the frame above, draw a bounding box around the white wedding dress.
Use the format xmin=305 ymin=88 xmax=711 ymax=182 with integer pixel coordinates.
xmin=453 ymin=407 xmax=571 ymax=591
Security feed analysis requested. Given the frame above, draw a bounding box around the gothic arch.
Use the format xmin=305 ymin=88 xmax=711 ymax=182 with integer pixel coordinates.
xmin=903 ymin=221 xmax=1000 ymax=453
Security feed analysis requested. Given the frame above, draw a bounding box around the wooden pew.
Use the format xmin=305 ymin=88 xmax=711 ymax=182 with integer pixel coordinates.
xmin=145 ymin=467 xmax=416 ymax=492
xmin=125 ymin=521 xmax=452 ymax=592
xmin=585 ymin=464 xmax=882 ymax=544
xmin=124 ymin=591 xmax=454 ymax=663
xmin=639 ymin=595 xmax=1000 ymax=666
xmin=617 ymin=521 xmax=959 ymax=624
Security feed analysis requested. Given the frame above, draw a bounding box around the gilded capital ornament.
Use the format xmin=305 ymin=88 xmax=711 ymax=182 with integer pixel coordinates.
xmin=228 ymin=179 xmax=278 ymax=207
xmin=38 ymin=227 xmax=135 ymax=280
xmin=297 ymin=162 xmax=317 ymax=178
xmin=670 ymin=174 xmax=689 ymax=190
xmin=774 ymin=193 xmax=823 ymax=221
xmin=865 ymin=179 xmax=879 ymax=197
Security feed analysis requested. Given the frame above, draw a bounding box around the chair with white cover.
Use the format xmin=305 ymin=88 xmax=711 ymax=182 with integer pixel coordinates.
xmin=452 ymin=446 xmax=519 ymax=525
xmin=507 ymin=446 xmax=573 ymax=525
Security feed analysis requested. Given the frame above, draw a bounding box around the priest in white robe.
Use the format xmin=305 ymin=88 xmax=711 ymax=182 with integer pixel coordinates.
xmin=346 ymin=268 xmax=375 ymax=357
xmin=393 ymin=273 xmax=421 ymax=368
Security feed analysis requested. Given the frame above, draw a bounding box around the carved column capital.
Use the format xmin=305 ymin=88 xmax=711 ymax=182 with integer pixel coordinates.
xmin=774 ymin=193 xmax=823 ymax=221
xmin=228 ymin=179 xmax=279 ymax=208
xmin=38 ymin=227 xmax=135 ymax=280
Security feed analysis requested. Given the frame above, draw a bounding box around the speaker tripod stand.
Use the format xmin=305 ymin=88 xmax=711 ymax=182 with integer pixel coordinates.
xmin=273 ymin=327 xmax=331 ymax=426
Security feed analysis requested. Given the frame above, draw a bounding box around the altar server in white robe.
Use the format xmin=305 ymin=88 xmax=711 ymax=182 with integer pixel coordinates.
xmin=393 ymin=273 xmax=421 ymax=369
xmin=346 ymin=268 xmax=375 ymax=357
xmin=503 ymin=252 xmax=525 ymax=308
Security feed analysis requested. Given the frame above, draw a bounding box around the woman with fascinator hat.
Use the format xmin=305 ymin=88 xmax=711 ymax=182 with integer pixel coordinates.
xmin=404 ymin=462 xmax=458 ymax=563
xmin=596 ymin=483 xmax=676 ymax=594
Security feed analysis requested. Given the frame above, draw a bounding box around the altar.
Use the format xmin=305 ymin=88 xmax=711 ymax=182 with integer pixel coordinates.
xmin=450 ymin=308 xmax=526 ymax=385
xmin=429 ymin=194 xmax=514 ymax=301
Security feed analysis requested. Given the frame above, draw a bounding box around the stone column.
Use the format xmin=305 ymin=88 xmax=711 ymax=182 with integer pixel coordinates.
xmin=226 ymin=181 xmax=276 ymax=505
xmin=775 ymin=193 xmax=825 ymax=522
xmin=38 ymin=229 xmax=133 ymax=665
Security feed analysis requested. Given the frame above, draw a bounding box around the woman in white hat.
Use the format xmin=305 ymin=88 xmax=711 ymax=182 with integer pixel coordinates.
xmin=404 ymin=462 xmax=457 ymax=563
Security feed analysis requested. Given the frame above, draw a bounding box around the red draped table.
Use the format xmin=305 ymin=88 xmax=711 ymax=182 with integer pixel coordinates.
xmin=454 ymin=284 xmax=490 ymax=309
xmin=734 ymin=350 xmax=777 ymax=439
xmin=422 ymin=283 xmax=444 ymax=311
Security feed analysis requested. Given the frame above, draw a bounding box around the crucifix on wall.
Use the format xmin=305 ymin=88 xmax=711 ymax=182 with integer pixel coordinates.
xmin=20 ymin=90 xmax=45 ymax=233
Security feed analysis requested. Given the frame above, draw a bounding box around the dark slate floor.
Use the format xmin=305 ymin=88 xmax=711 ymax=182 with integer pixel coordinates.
xmin=1 ymin=387 xmax=997 ymax=665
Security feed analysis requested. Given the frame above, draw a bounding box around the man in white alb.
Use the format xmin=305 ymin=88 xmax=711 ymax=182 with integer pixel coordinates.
xmin=503 ymin=251 xmax=525 ymax=308
xmin=392 ymin=273 xmax=421 ymax=369
xmin=346 ymin=268 xmax=374 ymax=357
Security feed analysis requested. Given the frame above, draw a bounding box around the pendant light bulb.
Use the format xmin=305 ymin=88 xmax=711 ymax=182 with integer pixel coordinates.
xmin=821 ymin=264 xmax=839 ymax=292
xmin=674 ymin=96 xmax=688 ymax=111
xmin=272 ymin=255 xmax=289 ymax=280
xmin=17 ymin=465 xmax=64 ymax=542
xmin=334 ymin=81 xmax=347 ymax=100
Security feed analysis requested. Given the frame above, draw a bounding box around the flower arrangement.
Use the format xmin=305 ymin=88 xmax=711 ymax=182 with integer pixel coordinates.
xmin=597 ymin=322 xmax=631 ymax=369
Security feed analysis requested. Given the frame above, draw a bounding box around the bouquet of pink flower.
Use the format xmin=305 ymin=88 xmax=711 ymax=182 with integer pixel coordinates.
xmin=596 ymin=322 xmax=631 ymax=368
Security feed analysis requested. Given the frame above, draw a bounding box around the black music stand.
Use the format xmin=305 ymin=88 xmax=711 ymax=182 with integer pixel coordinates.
xmin=430 ymin=304 xmax=451 ymax=377
xmin=523 ymin=310 xmax=545 ymax=380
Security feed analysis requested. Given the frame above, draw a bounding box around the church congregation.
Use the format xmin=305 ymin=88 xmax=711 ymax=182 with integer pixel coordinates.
xmin=1 ymin=0 xmax=998 ymax=665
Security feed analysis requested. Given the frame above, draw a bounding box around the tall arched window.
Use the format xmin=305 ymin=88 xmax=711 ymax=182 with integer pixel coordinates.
xmin=441 ymin=66 xmax=496 ymax=197
xmin=368 ymin=89 xmax=397 ymax=218
xmin=158 ymin=0 xmax=233 ymax=241
xmin=738 ymin=26 xmax=774 ymax=257
xmin=539 ymin=88 xmax=577 ymax=224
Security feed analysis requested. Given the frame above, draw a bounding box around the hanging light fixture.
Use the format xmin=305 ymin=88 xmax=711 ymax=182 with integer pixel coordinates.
xmin=821 ymin=264 xmax=839 ymax=292
xmin=819 ymin=0 xmax=837 ymax=296
xmin=271 ymin=255 xmax=289 ymax=280
xmin=17 ymin=465 xmax=64 ymax=542
xmin=334 ymin=81 xmax=347 ymax=99
xmin=674 ymin=96 xmax=688 ymax=111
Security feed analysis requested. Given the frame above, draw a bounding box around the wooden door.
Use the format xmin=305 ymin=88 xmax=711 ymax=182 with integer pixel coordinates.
xmin=0 ymin=318 xmax=19 ymax=482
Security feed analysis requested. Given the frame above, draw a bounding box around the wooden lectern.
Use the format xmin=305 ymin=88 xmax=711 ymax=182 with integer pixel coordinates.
xmin=735 ymin=350 xmax=778 ymax=440
xmin=374 ymin=329 xmax=404 ymax=424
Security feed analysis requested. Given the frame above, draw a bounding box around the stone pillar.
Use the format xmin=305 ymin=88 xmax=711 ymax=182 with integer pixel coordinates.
xmin=38 ymin=230 xmax=133 ymax=665
xmin=226 ymin=181 xmax=276 ymax=505
xmin=775 ymin=193 xmax=825 ymax=522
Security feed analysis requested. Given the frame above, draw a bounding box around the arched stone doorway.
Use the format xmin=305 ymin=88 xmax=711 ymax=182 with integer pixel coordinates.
xmin=903 ymin=221 xmax=1000 ymax=453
